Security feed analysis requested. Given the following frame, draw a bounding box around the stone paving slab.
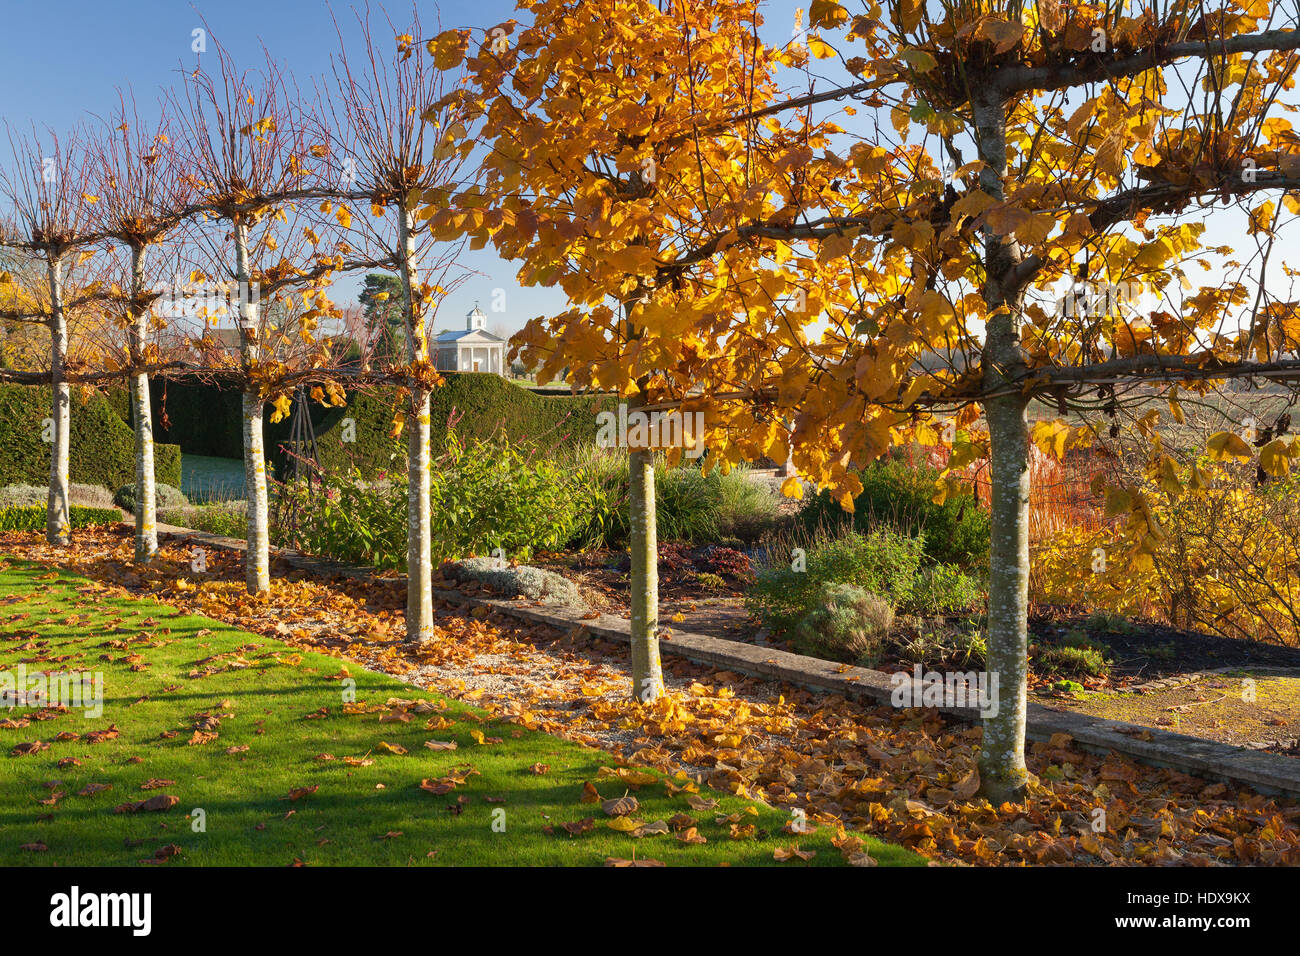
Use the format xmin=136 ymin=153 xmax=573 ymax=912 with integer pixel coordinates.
xmin=148 ymin=522 xmax=1300 ymax=798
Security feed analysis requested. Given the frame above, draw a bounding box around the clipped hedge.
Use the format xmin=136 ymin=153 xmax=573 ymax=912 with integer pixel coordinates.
xmin=315 ymin=374 xmax=615 ymax=475
xmin=0 ymin=385 xmax=181 ymax=491
xmin=0 ymin=505 xmax=122 ymax=532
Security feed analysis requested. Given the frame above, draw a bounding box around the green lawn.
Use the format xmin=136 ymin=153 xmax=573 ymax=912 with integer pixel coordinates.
xmin=0 ymin=557 xmax=919 ymax=867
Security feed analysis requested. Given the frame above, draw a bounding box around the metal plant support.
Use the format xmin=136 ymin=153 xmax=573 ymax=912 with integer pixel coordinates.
xmin=271 ymin=386 xmax=321 ymax=548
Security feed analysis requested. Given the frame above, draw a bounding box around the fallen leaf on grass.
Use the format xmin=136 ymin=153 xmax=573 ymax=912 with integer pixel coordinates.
xmin=114 ymin=795 xmax=180 ymax=813
xmin=604 ymin=856 xmax=665 ymax=867
xmin=84 ymin=725 xmax=120 ymax=744
xmin=597 ymin=766 xmax=658 ymax=787
xmin=140 ymin=844 xmax=182 ymax=865
xmin=603 ymin=795 xmax=639 ymax=817
xmin=773 ymin=845 xmax=816 ymax=862
xmin=424 ymin=740 xmax=457 ymax=751
xmin=286 ymin=786 xmax=319 ymax=801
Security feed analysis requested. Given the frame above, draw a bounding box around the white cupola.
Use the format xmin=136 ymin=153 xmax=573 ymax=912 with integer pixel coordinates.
xmin=468 ymin=303 xmax=486 ymax=330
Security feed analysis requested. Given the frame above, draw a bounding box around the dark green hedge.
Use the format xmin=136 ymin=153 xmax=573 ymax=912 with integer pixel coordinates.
xmin=121 ymin=378 xmax=328 ymax=473
xmin=0 ymin=505 xmax=122 ymax=532
xmin=104 ymin=374 xmax=612 ymax=479
xmin=0 ymin=385 xmax=181 ymax=491
xmin=314 ymin=374 xmax=615 ymax=475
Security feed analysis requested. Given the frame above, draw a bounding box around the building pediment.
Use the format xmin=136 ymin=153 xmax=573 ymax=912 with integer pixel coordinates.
xmin=436 ymin=329 xmax=505 ymax=345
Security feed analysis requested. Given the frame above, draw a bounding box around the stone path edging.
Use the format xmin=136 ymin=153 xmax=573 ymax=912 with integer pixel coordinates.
xmin=147 ymin=522 xmax=1300 ymax=798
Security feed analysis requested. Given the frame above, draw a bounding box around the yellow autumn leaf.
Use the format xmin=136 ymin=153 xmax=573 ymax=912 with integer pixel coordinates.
xmin=427 ymin=29 xmax=469 ymax=71
xmin=1260 ymin=438 xmax=1292 ymax=476
xmin=1206 ymin=431 xmax=1252 ymax=461
xmin=808 ymin=0 xmax=849 ymax=28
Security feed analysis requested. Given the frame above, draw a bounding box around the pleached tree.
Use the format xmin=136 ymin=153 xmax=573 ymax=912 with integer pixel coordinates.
xmin=422 ymin=0 xmax=795 ymax=697
xmin=169 ymin=40 xmax=319 ymax=594
xmin=85 ymin=98 xmax=193 ymax=563
xmin=0 ymin=130 xmax=100 ymax=546
xmin=324 ymin=12 xmax=476 ymax=641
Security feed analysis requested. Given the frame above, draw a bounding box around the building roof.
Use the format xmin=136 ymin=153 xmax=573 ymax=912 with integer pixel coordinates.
xmin=435 ymin=328 xmax=505 ymax=344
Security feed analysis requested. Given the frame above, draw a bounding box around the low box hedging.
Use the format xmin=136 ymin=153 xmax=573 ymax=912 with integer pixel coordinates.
xmin=0 ymin=505 xmax=122 ymax=532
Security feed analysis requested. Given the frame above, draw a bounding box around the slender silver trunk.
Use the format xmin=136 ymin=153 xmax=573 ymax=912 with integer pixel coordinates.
xmin=129 ymin=243 xmax=157 ymax=562
xmin=234 ymin=221 xmax=270 ymax=593
xmin=973 ymin=94 xmax=1031 ymax=803
xmin=46 ymin=255 xmax=70 ymax=546
xmin=628 ymin=443 xmax=663 ymax=702
xmin=407 ymin=387 xmax=434 ymax=640
xmin=397 ymin=207 xmax=434 ymax=641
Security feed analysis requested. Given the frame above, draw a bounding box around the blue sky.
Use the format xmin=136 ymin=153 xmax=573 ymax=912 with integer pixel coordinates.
xmin=0 ymin=0 xmax=802 ymax=337
xmin=1 ymin=2 xmax=1292 ymax=342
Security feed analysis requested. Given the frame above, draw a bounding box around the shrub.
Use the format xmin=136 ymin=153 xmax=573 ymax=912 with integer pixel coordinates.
xmin=114 ymin=482 xmax=189 ymax=514
xmin=0 ymin=384 xmax=181 ymax=490
xmin=1032 ymin=460 xmax=1300 ymax=646
xmin=275 ymin=472 xmax=405 ymax=569
xmin=0 ymin=483 xmax=115 ymax=509
xmin=563 ymin=445 xmax=629 ymax=551
xmin=894 ymin=622 xmax=988 ymax=668
xmin=790 ymin=583 xmax=894 ymax=664
xmin=563 ymin=448 xmax=781 ymax=549
xmin=273 ymin=431 xmax=598 ymax=570
xmin=655 ymin=464 xmax=779 ymax=545
xmin=1035 ymin=643 xmax=1109 ymax=677
xmin=909 ymin=564 xmax=985 ymax=615
xmin=745 ymin=528 xmax=925 ymax=636
xmin=695 ymin=571 xmax=727 ymax=590
xmin=441 ymin=556 xmax=587 ymax=608
xmin=797 ymin=459 xmax=989 ymax=567
xmin=0 ymin=505 xmax=121 ymax=532
xmin=428 ymin=431 xmax=591 ymax=561
xmin=159 ymin=502 xmax=248 ymax=538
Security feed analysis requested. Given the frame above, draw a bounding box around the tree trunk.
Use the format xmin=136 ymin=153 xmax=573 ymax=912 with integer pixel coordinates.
xmin=628 ymin=440 xmax=663 ymax=703
xmin=406 ymin=387 xmax=434 ymax=640
xmin=397 ymin=207 xmax=434 ymax=641
xmin=241 ymin=391 xmax=270 ymax=593
xmin=129 ymin=243 xmax=157 ymax=563
xmin=980 ymin=393 xmax=1031 ymax=802
xmin=234 ymin=221 xmax=270 ymax=593
xmin=973 ymin=94 xmax=1031 ymax=803
xmin=46 ymin=255 xmax=70 ymax=547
